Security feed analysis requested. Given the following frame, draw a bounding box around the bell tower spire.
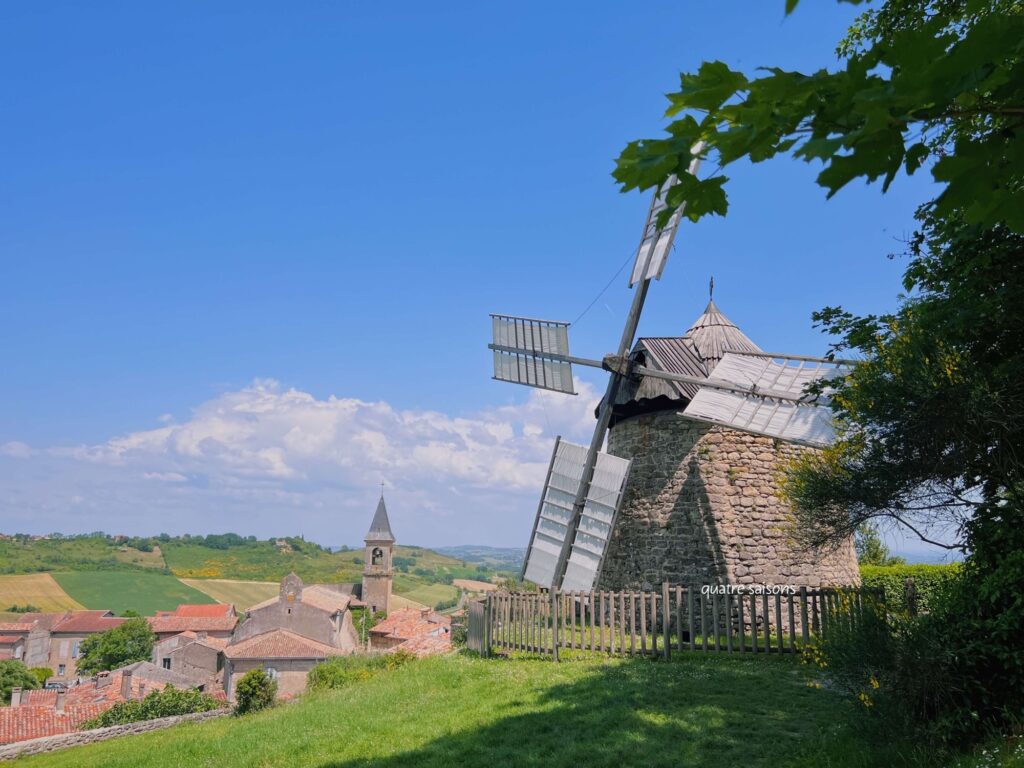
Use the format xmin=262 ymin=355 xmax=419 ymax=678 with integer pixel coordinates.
xmin=361 ymin=487 xmax=395 ymax=615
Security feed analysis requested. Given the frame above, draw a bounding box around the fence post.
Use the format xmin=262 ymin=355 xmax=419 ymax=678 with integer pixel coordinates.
xmin=661 ymin=582 xmax=671 ymax=660
xmin=798 ymin=589 xmax=806 ymax=651
xmin=484 ymin=594 xmax=492 ymax=658
xmin=687 ymin=585 xmax=696 ymax=652
xmin=905 ymin=577 xmax=918 ymax=617
xmin=551 ymin=589 xmax=559 ymax=662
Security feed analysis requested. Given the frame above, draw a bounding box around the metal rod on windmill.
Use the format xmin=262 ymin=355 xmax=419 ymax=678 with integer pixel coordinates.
xmin=488 ymin=142 xmax=852 ymax=593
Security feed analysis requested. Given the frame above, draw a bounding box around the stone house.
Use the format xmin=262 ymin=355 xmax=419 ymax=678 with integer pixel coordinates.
xmin=12 ymin=611 xmax=128 ymax=682
xmin=598 ymin=298 xmax=860 ymax=592
xmin=0 ymin=635 xmax=25 ymax=662
xmin=222 ymin=574 xmax=360 ymax=700
xmin=368 ymin=608 xmax=451 ymax=655
xmin=147 ymin=604 xmax=237 ymax=642
xmin=151 ymin=631 xmax=226 ymax=686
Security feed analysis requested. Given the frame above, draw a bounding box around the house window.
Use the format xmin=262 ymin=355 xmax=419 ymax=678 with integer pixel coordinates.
xmin=58 ymin=664 xmax=66 ymax=676
xmin=72 ymin=641 xmax=80 ymax=659
xmin=14 ymin=646 xmax=23 ymax=660
xmin=59 ymin=640 xmax=69 ymax=658
xmin=264 ymin=666 xmax=278 ymax=680
xmin=162 ymin=658 xmax=171 ymax=670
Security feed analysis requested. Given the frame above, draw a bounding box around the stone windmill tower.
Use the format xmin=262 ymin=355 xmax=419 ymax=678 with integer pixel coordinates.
xmin=598 ymin=295 xmax=860 ymax=590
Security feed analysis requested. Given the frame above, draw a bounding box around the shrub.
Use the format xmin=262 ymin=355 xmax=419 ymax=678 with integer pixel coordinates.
xmin=450 ymin=615 xmax=468 ymax=648
xmin=859 ymin=563 xmax=962 ymax=614
xmin=81 ymin=686 xmax=221 ymax=728
xmin=6 ymin=603 xmax=40 ymax=613
xmin=307 ymin=650 xmax=415 ymax=691
xmin=28 ymin=667 xmax=52 ymax=686
xmin=234 ymin=669 xmax=277 ymax=715
xmin=816 ymin=555 xmax=1024 ymax=748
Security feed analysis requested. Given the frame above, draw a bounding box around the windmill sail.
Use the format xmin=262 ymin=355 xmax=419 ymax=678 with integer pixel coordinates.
xmin=522 ymin=439 xmax=631 ymax=590
xmin=629 ymin=143 xmax=704 ymax=287
xmin=681 ymin=352 xmax=850 ymax=447
xmin=490 ymin=314 xmax=576 ymax=395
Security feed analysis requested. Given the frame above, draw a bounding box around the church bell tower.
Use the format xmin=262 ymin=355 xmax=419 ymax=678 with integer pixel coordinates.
xmin=361 ymin=490 xmax=395 ymax=614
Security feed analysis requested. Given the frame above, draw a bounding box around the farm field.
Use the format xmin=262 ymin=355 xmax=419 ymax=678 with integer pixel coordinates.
xmin=388 ymin=594 xmax=429 ymax=611
xmin=0 ymin=573 xmax=84 ymax=613
xmin=178 ymin=578 xmax=279 ymax=610
xmin=52 ymin=571 xmax=215 ymax=616
xmin=11 ymin=652 xmax=959 ymax=768
xmin=391 ymin=579 xmax=459 ymax=607
xmin=452 ymin=578 xmax=497 ymax=592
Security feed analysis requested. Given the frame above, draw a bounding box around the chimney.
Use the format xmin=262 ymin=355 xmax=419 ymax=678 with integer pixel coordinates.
xmin=55 ymin=689 xmax=67 ymax=713
xmin=95 ymin=671 xmax=111 ymax=689
xmin=9 ymin=687 xmax=21 ymax=707
xmin=120 ymin=669 xmax=133 ymax=700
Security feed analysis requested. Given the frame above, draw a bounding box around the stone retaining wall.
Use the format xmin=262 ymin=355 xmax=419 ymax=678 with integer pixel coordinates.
xmin=0 ymin=709 xmax=229 ymax=761
xmin=599 ymin=411 xmax=860 ymax=591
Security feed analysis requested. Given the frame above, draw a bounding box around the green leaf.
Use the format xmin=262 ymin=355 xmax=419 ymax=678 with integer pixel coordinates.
xmin=668 ymin=61 xmax=748 ymax=114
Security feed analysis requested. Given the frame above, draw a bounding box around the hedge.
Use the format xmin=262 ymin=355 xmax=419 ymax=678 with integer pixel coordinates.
xmin=859 ymin=563 xmax=962 ymax=614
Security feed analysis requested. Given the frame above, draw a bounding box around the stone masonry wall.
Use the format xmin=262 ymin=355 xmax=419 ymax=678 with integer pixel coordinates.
xmin=599 ymin=410 xmax=859 ymax=591
xmin=0 ymin=709 xmax=228 ymax=761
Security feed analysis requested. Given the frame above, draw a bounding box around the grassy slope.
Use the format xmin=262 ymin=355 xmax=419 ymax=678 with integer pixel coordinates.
xmin=177 ymin=578 xmax=279 ymax=610
xmin=0 ymin=574 xmax=84 ymax=612
xmin=12 ymin=653 xmax=939 ymax=768
xmin=52 ymin=571 xmax=215 ymax=616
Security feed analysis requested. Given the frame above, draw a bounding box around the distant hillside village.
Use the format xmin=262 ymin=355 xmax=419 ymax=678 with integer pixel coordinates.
xmin=0 ymin=497 xmax=453 ymax=746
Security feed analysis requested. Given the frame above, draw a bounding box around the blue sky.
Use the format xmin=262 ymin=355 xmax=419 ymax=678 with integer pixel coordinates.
xmin=0 ymin=2 xmax=950 ymax=560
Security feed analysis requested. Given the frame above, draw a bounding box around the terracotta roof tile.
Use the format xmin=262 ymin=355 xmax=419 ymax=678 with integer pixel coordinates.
xmin=0 ymin=664 xmax=222 ymax=745
xmin=0 ymin=703 xmax=108 ymax=744
xmin=224 ymin=629 xmax=348 ymax=660
xmin=148 ymin=616 xmax=237 ymax=634
xmin=370 ymin=608 xmax=451 ymax=643
xmin=395 ymin=633 xmax=453 ymax=657
xmin=51 ymin=611 xmax=125 ymax=634
xmin=0 ymin=622 xmax=34 ymax=633
xmin=248 ymin=585 xmax=351 ymax=615
xmin=171 ymin=604 xmax=234 ymax=618
xmin=0 ymin=635 xmax=23 ymax=644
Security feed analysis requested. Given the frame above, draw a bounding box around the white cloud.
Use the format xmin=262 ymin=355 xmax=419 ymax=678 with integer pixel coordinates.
xmin=0 ymin=380 xmax=601 ymax=547
xmin=0 ymin=442 xmax=35 ymax=458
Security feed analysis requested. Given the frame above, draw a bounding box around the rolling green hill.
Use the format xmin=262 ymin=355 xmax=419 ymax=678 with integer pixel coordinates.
xmin=0 ymin=534 xmax=500 ymax=611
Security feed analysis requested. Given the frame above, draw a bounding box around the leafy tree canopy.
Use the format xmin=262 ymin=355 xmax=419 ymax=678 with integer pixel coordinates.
xmin=0 ymin=660 xmax=40 ymax=704
xmin=613 ymin=0 xmax=1024 ymax=234
xmin=77 ymin=617 xmax=156 ymax=675
xmin=855 ymin=524 xmax=906 ymax=566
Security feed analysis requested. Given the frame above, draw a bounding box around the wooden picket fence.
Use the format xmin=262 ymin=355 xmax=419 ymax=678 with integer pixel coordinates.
xmin=469 ymin=584 xmax=884 ymax=660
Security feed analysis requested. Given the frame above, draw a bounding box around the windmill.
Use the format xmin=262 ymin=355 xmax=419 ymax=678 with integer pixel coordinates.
xmin=488 ymin=147 xmax=851 ymax=592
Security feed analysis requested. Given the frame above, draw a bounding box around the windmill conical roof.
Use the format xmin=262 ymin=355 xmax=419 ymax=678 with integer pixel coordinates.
xmin=365 ymin=496 xmax=396 ymax=543
xmin=679 ymin=298 xmax=761 ymax=373
xmin=606 ymin=297 xmax=763 ymax=424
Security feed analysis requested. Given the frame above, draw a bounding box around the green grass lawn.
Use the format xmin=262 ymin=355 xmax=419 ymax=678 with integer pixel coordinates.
xmin=52 ymin=571 xmax=216 ymax=616
xmin=12 ymin=652 xmax=944 ymax=768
